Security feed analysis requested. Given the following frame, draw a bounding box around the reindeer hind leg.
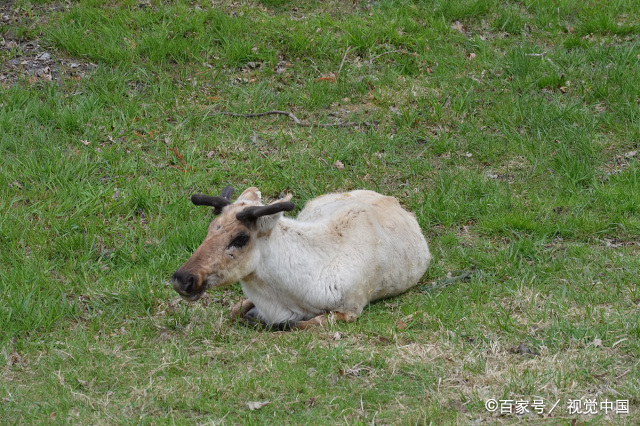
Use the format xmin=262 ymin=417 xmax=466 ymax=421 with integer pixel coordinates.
xmin=287 ymin=311 xmax=358 ymax=330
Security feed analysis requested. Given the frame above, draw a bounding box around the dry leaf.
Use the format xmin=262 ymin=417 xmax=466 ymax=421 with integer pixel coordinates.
xmin=511 ymin=343 xmax=539 ymax=356
xmin=36 ymin=67 xmax=52 ymax=81
xmin=397 ymin=320 xmax=407 ymax=330
xmin=276 ymin=60 xmax=287 ymax=74
xmin=451 ymin=21 xmax=466 ymax=33
xmin=246 ymin=401 xmax=270 ymax=411
xmin=4 ymin=349 xmax=23 ymax=366
xmin=124 ymin=37 xmax=136 ymax=50
xmin=343 ymin=363 xmax=373 ymax=377
xmin=316 ymin=72 xmax=337 ymax=83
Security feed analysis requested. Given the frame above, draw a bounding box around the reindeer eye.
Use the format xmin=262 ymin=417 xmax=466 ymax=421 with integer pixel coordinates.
xmin=227 ymin=233 xmax=250 ymax=249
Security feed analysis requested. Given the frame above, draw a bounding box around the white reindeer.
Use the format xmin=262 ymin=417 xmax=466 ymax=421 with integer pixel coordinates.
xmin=172 ymin=186 xmax=431 ymax=330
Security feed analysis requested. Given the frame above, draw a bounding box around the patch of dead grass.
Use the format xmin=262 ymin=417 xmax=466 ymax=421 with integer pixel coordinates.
xmin=386 ymin=331 xmax=635 ymax=421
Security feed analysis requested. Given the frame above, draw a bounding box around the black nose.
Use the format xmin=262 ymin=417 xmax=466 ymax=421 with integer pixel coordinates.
xmin=171 ymin=270 xmax=200 ymax=294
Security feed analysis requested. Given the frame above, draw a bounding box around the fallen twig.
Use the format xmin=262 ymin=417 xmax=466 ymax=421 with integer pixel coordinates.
xmin=369 ymin=49 xmax=420 ymax=65
xmin=206 ymin=110 xmax=377 ymax=128
xmin=369 ymin=49 xmax=403 ymax=64
xmin=419 ymin=270 xmax=474 ymax=292
xmin=337 ymin=45 xmax=352 ymax=79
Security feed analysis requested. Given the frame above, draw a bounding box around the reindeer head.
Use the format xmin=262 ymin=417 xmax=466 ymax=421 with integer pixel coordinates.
xmin=171 ymin=186 xmax=294 ymax=301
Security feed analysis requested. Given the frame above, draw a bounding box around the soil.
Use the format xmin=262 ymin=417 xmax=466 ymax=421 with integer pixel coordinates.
xmin=1 ymin=0 xmax=97 ymax=87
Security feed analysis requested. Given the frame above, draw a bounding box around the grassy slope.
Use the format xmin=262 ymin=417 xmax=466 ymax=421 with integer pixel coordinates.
xmin=1 ymin=0 xmax=639 ymax=423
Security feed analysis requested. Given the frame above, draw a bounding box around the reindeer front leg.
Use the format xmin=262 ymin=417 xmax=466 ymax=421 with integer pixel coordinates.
xmin=229 ymin=299 xmax=255 ymax=321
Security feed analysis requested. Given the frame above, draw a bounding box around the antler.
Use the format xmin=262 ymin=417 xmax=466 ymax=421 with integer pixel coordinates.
xmin=219 ymin=185 xmax=235 ymax=201
xmin=236 ymin=202 xmax=295 ymax=222
xmin=191 ymin=185 xmax=236 ymax=214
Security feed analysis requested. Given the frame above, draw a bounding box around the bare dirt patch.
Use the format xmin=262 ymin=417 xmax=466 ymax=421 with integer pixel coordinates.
xmin=600 ymin=149 xmax=639 ymax=177
xmin=1 ymin=1 xmax=97 ymax=87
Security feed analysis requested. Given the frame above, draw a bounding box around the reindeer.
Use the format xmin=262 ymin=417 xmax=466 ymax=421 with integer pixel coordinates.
xmin=171 ymin=186 xmax=431 ymax=330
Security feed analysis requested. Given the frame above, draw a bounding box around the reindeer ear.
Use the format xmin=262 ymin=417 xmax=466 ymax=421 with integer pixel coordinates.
xmin=237 ymin=187 xmax=262 ymax=203
xmin=256 ymin=212 xmax=283 ymax=233
xmin=256 ymin=201 xmax=294 ymax=233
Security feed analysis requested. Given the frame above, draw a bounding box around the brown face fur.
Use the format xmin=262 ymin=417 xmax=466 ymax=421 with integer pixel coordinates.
xmin=172 ymin=187 xmax=293 ymax=301
xmin=171 ymin=198 xmax=260 ymax=301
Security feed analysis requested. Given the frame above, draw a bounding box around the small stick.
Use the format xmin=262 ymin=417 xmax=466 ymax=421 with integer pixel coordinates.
xmin=337 ymin=45 xmax=352 ymax=79
xmin=214 ymin=110 xmax=303 ymax=125
xmin=304 ymin=57 xmax=321 ymax=74
xmin=206 ymin=110 xmax=376 ymax=128
xmin=369 ymin=49 xmax=403 ymax=64
xmin=420 ymin=270 xmax=474 ymax=292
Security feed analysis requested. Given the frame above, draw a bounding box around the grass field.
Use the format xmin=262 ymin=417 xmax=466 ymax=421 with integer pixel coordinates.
xmin=1 ymin=0 xmax=639 ymax=423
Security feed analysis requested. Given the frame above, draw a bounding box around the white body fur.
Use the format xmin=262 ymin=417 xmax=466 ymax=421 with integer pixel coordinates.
xmin=237 ymin=190 xmax=431 ymax=325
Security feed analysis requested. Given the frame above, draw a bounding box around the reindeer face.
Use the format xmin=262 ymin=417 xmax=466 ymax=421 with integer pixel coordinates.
xmin=171 ymin=186 xmax=294 ymax=301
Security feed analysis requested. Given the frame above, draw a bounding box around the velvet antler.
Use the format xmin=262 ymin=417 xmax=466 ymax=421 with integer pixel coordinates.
xmin=191 ymin=186 xmax=236 ymax=214
xmin=236 ymin=202 xmax=295 ymax=222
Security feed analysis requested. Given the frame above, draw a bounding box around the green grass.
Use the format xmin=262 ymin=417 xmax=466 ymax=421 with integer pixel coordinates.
xmin=1 ymin=0 xmax=640 ymax=423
